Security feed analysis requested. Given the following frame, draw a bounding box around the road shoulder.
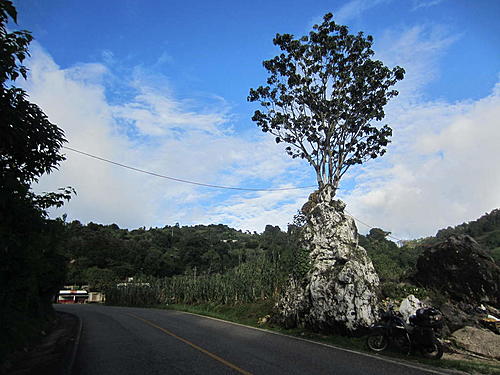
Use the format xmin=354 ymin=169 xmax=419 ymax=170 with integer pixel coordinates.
xmin=2 ymin=311 xmax=81 ymax=375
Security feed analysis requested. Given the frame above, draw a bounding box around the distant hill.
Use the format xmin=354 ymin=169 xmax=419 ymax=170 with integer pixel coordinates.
xmin=433 ymin=209 xmax=500 ymax=264
xmin=360 ymin=209 xmax=500 ymax=283
xmin=62 ymin=208 xmax=500 ymax=290
xmin=61 ymin=221 xmax=292 ymax=288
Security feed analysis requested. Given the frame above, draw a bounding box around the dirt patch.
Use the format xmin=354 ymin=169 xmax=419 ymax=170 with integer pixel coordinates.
xmin=1 ymin=312 xmax=79 ymax=375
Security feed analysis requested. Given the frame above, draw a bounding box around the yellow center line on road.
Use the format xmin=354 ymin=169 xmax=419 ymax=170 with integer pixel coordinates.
xmin=127 ymin=313 xmax=253 ymax=375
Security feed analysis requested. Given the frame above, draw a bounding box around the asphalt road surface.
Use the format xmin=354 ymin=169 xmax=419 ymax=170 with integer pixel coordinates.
xmin=55 ymin=304 xmax=447 ymax=375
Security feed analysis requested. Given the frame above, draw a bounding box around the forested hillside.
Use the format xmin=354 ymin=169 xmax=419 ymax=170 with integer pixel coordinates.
xmin=358 ymin=209 xmax=500 ymax=284
xmin=62 ymin=207 xmax=500 ymax=292
xmin=358 ymin=228 xmax=421 ymax=282
xmin=63 ymin=221 xmax=295 ymax=290
xmin=60 ymin=219 xmax=427 ymax=307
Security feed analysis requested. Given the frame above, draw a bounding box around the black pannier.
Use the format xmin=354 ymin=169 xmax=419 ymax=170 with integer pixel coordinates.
xmin=410 ymin=307 xmax=443 ymax=328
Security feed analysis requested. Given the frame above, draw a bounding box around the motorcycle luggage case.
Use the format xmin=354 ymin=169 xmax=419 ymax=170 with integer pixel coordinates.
xmin=412 ymin=308 xmax=443 ymax=328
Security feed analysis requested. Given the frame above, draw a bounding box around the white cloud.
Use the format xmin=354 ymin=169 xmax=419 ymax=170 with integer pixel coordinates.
xmin=24 ymin=17 xmax=500 ymax=240
xmin=375 ymin=24 xmax=459 ymax=101
xmin=333 ymin=0 xmax=391 ymax=24
xmin=112 ymin=86 xmax=229 ymax=136
xmin=332 ymin=0 xmax=444 ymax=25
xmin=343 ymin=83 xmax=500 ymax=239
xmin=26 ymin=46 xmax=156 ymax=228
xmin=411 ymin=0 xmax=444 ymax=11
xmin=25 ymin=45 xmax=308 ymax=232
xmin=207 ymin=188 xmax=310 ymax=232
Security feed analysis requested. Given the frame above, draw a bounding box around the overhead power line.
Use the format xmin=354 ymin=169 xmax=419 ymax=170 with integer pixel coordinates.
xmin=62 ymin=146 xmax=317 ymax=192
xmin=62 ymin=146 xmax=403 ymax=241
xmin=345 ymin=209 xmax=403 ymax=242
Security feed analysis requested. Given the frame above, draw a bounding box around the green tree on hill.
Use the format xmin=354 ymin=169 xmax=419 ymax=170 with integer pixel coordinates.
xmin=359 ymin=228 xmax=421 ymax=282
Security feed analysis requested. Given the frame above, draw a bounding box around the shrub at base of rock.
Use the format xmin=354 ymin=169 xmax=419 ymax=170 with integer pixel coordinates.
xmin=275 ymin=186 xmax=380 ymax=334
xmin=413 ymin=235 xmax=500 ymax=308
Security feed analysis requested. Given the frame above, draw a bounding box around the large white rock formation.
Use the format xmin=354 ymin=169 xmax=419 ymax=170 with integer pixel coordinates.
xmin=276 ymin=186 xmax=380 ymax=332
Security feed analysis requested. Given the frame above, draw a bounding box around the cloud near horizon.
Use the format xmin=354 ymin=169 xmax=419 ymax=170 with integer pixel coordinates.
xmin=26 ymin=44 xmax=310 ymax=231
xmin=342 ymin=83 xmax=500 ymax=239
xmin=336 ymin=21 xmax=500 ymax=239
xmin=26 ymin=20 xmax=500 ymax=239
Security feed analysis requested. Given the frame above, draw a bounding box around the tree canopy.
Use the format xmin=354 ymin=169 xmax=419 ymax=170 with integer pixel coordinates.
xmin=0 ymin=0 xmax=72 ymax=361
xmin=62 ymin=222 xmax=294 ymax=285
xmin=1 ymin=4 xmax=67 ymax=181
xmin=248 ymin=13 xmax=404 ymax=192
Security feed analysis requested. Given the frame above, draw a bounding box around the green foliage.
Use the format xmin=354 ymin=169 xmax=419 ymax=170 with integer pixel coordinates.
xmin=360 ymin=228 xmax=421 ymax=282
xmin=283 ymin=211 xmax=311 ymax=281
xmin=248 ymin=12 xmax=404 ymax=190
xmin=364 ymin=212 xmax=500 ymax=305
xmin=292 ymin=247 xmax=311 ymax=280
xmin=0 ymin=1 xmax=71 ymax=361
xmin=62 ymin=220 xmax=304 ymax=309
xmin=490 ymin=247 xmax=500 ymax=264
xmin=106 ymin=255 xmax=286 ymax=307
xmin=380 ymin=282 xmax=428 ymax=301
xmin=436 ymin=209 xmax=500 ymax=240
xmin=62 ymin=222 xmax=295 ymax=284
xmin=367 ymin=228 xmax=390 ymax=241
xmin=82 ymin=266 xmax=118 ymax=291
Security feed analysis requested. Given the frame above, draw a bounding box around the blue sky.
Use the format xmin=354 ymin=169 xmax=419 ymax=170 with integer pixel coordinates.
xmin=14 ymin=0 xmax=500 ymax=239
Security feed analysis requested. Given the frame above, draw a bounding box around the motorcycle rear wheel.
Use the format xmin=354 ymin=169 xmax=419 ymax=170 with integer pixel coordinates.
xmin=394 ymin=334 xmax=411 ymax=355
xmin=367 ymin=333 xmax=388 ymax=352
xmin=420 ymin=338 xmax=443 ymax=360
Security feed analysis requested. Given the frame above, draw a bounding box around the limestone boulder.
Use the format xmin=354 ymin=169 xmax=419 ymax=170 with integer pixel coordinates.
xmin=275 ymin=186 xmax=380 ymax=333
xmin=399 ymin=295 xmax=422 ymax=323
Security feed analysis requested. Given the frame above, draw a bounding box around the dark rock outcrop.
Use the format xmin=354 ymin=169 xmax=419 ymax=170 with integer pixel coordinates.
xmin=414 ymin=235 xmax=500 ymax=307
xmin=439 ymin=303 xmax=480 ymax=336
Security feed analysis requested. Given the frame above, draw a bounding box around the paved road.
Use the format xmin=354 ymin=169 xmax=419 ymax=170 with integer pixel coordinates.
xmin=55 ymin=304 xmax=447 ymax=375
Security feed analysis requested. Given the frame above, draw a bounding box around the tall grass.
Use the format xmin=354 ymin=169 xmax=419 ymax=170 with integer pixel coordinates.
xmin=106 ymin=255 xmax=286 ymax=306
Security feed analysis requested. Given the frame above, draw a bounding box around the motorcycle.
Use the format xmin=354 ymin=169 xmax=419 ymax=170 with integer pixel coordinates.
xmin=366 ymin=305 xmax=444 ymax=359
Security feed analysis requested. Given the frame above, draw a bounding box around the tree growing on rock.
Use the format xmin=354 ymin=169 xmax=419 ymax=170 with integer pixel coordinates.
xmin=250 ymin=14 xmax=405 ymax=333
xmin=248 ymin=13 xmax=404 ymax=192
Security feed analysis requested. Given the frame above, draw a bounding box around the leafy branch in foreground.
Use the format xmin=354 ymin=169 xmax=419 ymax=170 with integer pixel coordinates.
xmin=0 ymin=0 xmax=73 ymax=362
